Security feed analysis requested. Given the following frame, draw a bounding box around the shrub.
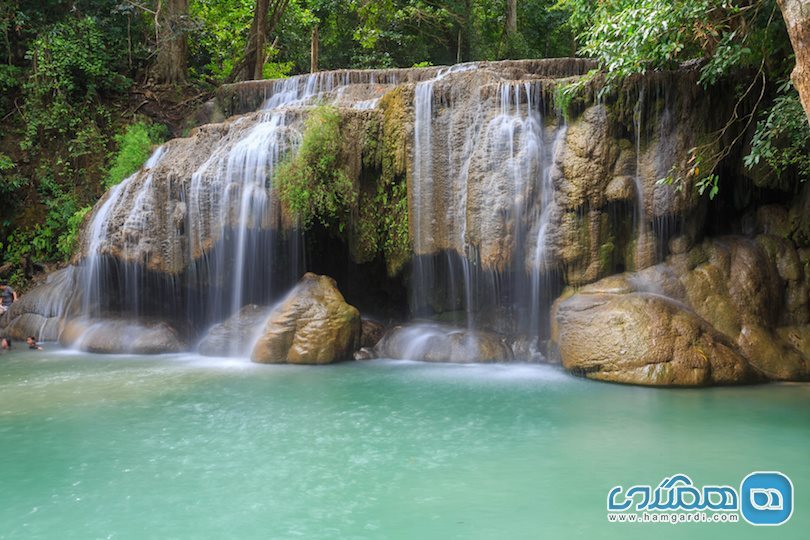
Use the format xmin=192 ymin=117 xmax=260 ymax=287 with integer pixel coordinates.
xmin=57 ymin=205 xmax=92 ymax=259
xmin=275 ymin=105 xmax=356 ymax=231
xmin=106 ymin=122 xmax=167 ymax=188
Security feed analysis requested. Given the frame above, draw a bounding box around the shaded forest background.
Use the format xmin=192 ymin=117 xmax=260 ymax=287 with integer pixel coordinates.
xmin=0 ymin=0 xmax=806 ymax=288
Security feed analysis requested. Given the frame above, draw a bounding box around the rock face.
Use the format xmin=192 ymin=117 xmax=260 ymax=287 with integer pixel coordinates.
xmin=59 ymin=318 xmax=186 ymax=354
xmin=71 ymin=59 xmax=718 ymax=327
xmin=0 ymin=267 xmax=74 ymax=341
xmin=375 ymin=323 xmax=514 ymax=363
xmin=251 ymin=273 xmax=361 ymax=364
xmin=553 ymin=235 xmax=810 ymax=385
xmin=409 ymin=67 xmax=722 ymax=296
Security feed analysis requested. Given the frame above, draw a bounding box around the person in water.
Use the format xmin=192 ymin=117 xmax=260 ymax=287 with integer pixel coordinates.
xmin=0 ymin=283 xmax=17 ymax=315
xmin=26 ymin=336 xmax=42 ymax=350
xmin=1 ymin=337 xmax=11 ymax=350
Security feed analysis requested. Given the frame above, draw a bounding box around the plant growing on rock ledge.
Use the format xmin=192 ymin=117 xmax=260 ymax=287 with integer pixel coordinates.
xmin=275 ymin=105 xmax=357 ymax=232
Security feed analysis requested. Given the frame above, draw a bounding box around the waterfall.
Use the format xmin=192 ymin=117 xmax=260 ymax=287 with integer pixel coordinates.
xmin=184 ymin=110 xmax=298 ymax=329
xmin=80 ymin=146 xmax=167 ymax=319
xmin=411 ymin=63 xmax=480 ymax=323
xmin=633 ymin=83 xmax=648 ymax=269
xmin=528 ymin=124 xmax=567 ymax=340
xmin=71 ymin=68 xmax=426 ymax=351
xmin=53 ymin=60 xmax=609 ymax=355
xmin=409 ymin=67 xmax=567 ymax=348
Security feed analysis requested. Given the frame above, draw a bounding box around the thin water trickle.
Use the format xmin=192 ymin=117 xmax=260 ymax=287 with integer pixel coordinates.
xmin=633 ymin=83 xmax=648 ymax=269
xmin=80 ymin=146 xmax=167 ymax=318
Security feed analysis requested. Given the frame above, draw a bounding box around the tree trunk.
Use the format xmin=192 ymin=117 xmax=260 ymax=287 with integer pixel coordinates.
xmin=778 ymin=0 xmax=810 ymax=122
xmin=311 ymin=26 xmax=319 ymax=73
xmin=505 ymin=0 xmax=517 ymax=36
xmin=246 ymin=0 xmax=270 ymax=80
xmin=244 ymin=0 xmax=290 ymax=81
xmin=153 ymin=0 xmax=188 ymax=85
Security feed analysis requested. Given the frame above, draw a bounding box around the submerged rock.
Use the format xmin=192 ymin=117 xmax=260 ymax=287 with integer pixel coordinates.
xmin=360 ymin=318 xmax=386 ymax=348
xmin=198 ymin=304 xmax=270 ymax=357
xmin=251 ymin=273 xmax=360 ymax=364
xmin=60 ymin=317 xmax=186 ymax=354
xmin=375 ymin=323 xmax=514 ymax=363
xmin=353 ymin=347 xmax=377 ymax=361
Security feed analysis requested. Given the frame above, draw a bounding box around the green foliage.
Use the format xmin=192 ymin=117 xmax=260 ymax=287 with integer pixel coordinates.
xmin=553 ymin=70 xmax=601 ymax=119
xmin=106 ymin=121 xmax=167 ymax=188
xmin=189 ymin=0 xmax=258 ymax=82
xmin=0 ymin=228 xmax=34 ymax=288
xmin=270 ymin=0 xmax=573 ymax=72
xmin=657 ymin=152 xmax=720 ymax=199
xmin=275 ymin=105 xmax=357 ymax=231
xmin=560 ymin=0 xmax=800 ymax=198
xmin=0 ymin=152 xmax=28 ymax=199
xmin=0 ymin=63 xmax=21 ymax=91
xmin=558 ymin=0 xmax=784 ymax=87
xmin=0 ymin=152 xmax=13 ymax=172
xmin=21 ymin=15 xmax=130 ymax=151
xmin=568 ymin=0 xmax=711 ymax=80
xmin=472 ymin=0 xmax=574 ymax=60
xmin=262 ymin=60 xmax=295 ymax=80
xmin=745 ymin=81 xmax=810 ymax=183
xmin=26 ymin=15 xmax=130 ymax=98
xmin=358 ymin=87 xmax=411 ymax=275
xmin=696 ymin=174 xmax=720 ymax=200
xmin=57 ymin=205 xmax=92 ymax=259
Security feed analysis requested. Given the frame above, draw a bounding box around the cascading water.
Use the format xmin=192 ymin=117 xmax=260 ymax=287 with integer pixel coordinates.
xmin=70 ymin=68 xmax=442 ymax=351
xmin=80 ymin=145 xmax=167 ymax=319
xmin=408 ymin=68 xmax=569 ymax=352
xmin=528 ymin=123 xmax=567 ymax=341
xmin=47 ymin=59 xmax=609 ymax=356
xmin=633 ymin=83 xmax=649 ymax=269
xmin=411 ymin=63 xmax=480 ymax=324
xmin=183 ymin=109 xmax=299 ymax=332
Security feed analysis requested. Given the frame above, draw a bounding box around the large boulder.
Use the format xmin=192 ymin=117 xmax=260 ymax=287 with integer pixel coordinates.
xmin=60 ymin=318 xmax=187 ymax=354
xmin=251 ymin=273 xmax=360 ymax=364
xmin=555 ymin=292 xmax=759 ymax=386
xmin=375 ymin=323 xmax=514 ymax=363
xmin=198 ymin=304 xmax=271 ymax=357
xmin=553 ymin=235 xmax=810 ymax=384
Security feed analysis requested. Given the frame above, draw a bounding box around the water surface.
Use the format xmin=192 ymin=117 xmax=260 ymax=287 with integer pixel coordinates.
xmin=1 ymin=348 xmax=807 ymax=539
